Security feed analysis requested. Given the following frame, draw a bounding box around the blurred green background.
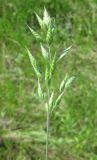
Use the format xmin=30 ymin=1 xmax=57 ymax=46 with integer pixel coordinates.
xmin=0 ymin=0 xmax=97 ymax=159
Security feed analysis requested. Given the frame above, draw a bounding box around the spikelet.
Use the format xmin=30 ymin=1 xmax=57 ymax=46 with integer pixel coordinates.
xmin=26 ymin=48 xmax=41 ymax=78
xmin=28 ymin=25 xmax=41 ymax=40
xmin=57 ymin=46 xmax=72 ymax=62
xmin=38 ymin=80 xmax=44 ymax=100
xmin=43 ymin=8 xmax=51 ymax=26
xmin=45 ymin=64 xmax=50 ymax=84
xmin=40 ymin=44 xmax=49 ymax=60
xmin=52 ymin=92 xmax=63 ymax=111
xmin=65 ymin=76 xmax=75 ymax=88
xmin=46 ymin=24 xmax=52 ymax=44
xmin=60 ymin=74 xmax=68 ymax=93
xmin=50 ymin=52 xmax=57 ymax=77
xmin=49 ymin=92 xmax=54 ymax=108
xmin=35 ymin=13 xmax=44 ymax=29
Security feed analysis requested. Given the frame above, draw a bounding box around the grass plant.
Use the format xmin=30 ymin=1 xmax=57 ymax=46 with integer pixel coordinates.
xmin=26 ymin=9 xmax=74 ymax=160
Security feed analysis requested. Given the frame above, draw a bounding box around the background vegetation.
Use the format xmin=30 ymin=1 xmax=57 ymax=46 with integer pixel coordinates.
xmin=0 ymin=0 xmax=97 ymax=159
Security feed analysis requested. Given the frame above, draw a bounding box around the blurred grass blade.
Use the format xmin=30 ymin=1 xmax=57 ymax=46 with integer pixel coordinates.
xmin=45 ymin=103 xmax=48 ymax=112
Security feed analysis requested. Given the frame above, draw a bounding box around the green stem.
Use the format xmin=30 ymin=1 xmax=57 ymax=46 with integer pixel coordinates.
xmin=46 ymin=107 xmax=49 ymax=160
xmin=46 ymin=83 xmax=50 ymax=160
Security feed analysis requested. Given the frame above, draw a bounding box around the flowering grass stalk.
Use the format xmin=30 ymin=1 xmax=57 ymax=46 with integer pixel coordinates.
xmin=26 ymin=8 xmax=74 ymax=160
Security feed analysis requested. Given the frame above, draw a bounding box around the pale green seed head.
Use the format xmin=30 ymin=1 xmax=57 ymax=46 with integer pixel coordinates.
xmin=60 ymin=74 xmax=68 ymax=93
xmin=28 ymin=25 xmax=41 ymax=40
xmin=43 ymin=8 xmax=51 ymax=26
xmin=40 ymin=44 xmax=49 ymax=60
xmin=26 ymin=48 xmax=41 ymax=78
xmin=65 ymin=76 xmax=75 ymax=88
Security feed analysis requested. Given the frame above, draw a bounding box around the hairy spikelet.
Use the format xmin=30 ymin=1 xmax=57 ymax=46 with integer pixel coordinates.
xmin=57 ymin=46 xmax=72 ymax=62
xmin=65 ymin=76 xmax=75 ymax=88
xmin=40 ymin=44 xmax=49 ymax=59
xmin=26 ymin=48 xmax=41 ymax=78
xmin=49 ymin=92 xmax=54 ymax=108
xmin=50 ymin=52 xmax=57 ymax=77
xmin=35 ymin=13 xmax=43 ymax=29
xmin=38 ymin=80 xmax=44 ymax=100
xmin=45 ymin=64 xmax=50 ymax=84
xmin=46 ymin=24 xmax=52 ymax=44
xmin=60 ymin=74 xmax=68 ymax=93
xmin=43 ymin=8 xmax=51 ymax=25
xmin=52 ymin=92 xmax=63 ymax=111
xmin=28 ymin=25 xmax=41 ymax=40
